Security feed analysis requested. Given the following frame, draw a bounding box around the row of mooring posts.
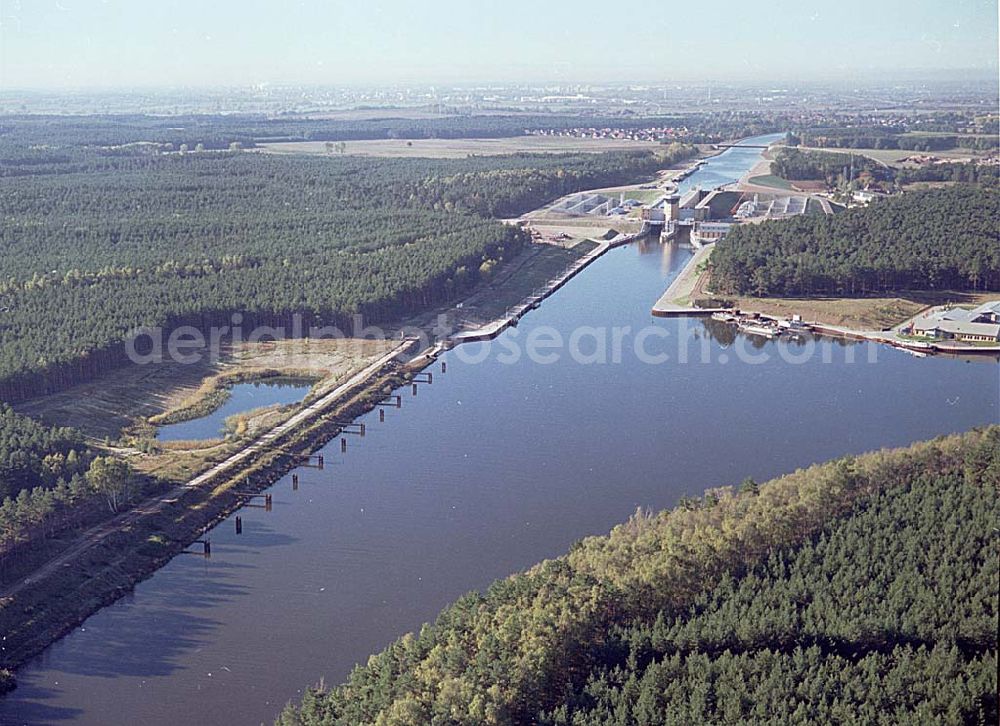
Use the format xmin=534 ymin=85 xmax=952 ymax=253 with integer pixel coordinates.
xmin=229 ymin=358 xmax=448 ymax=539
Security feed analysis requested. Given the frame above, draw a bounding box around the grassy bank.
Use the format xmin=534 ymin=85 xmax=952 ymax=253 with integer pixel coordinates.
xmin=746 ymin=173 xmax=793 ymax=190
xmin=15 ymin=338 xmax=393 ymax=443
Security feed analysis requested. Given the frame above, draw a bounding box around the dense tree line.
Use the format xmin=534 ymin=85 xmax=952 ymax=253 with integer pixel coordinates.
xmin=0 ymin=404 xmax=130 ymax=566
xmin=770 ymin=147 xmax=886 ymax=183
xmin=771 ymin=145 xmax=998 ymax=189
xmin=898 ymin=133 xmax=997 ymax=151
xmin=277 ymin=427 xmax=999 ymax=725
xmin=0 ymin=455 xmax=138 ymax=567
xmin=1 ymin=471 xmax=94 ymax=557
xmin=896 ymin=162 xmax=999 ymax=188
xmin=0 ymin=143 xmax=695 ymax=402
xmin=710 ymin=186 xmax=1000 ymax=296
xmin=0 ymin=404 xmax=89 ymax=501
xmin=795 ymin=127 xmax=998 ymax=152
xmin=540 ymin=458 xmax=997 ymax=724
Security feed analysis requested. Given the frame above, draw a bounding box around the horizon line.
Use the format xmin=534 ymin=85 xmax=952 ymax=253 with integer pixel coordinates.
xmin=2 ymin=69 xmax=999 ymax=95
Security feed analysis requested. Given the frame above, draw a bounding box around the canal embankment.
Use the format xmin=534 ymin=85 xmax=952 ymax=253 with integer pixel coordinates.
xmin=651 ymin=243 xmax=722 ymax=317
xmin=452 ymin=232 xmax=642 ymax=343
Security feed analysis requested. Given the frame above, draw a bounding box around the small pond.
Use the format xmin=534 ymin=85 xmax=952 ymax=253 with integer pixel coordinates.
xmin=156 ymin=379 xmax=313 ymax=442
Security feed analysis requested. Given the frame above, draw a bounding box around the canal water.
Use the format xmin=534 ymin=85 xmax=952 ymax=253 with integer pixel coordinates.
xmin=156 ymin=380 xmax=313 ymax=442
xmin=2 ymin=136 xmax=996 ymax=726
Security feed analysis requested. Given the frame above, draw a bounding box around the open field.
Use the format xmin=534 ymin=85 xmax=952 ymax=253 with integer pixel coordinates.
xmin=899 ymin=180 xmax=962 ymax=191
xmin=790 ymin=179 xmax=828 ymax=192
xmin=257 ymin=136 xmax=658 ymax=158
xmin=15 ymin=357 xmax=215 ymax=440
xmin=746 ymin=173 xmax=793 ymax=190
xmin=740 ymin=154 xmax=797 ymax=192
xmin=15 ymin=338 xmax=395 ymax=442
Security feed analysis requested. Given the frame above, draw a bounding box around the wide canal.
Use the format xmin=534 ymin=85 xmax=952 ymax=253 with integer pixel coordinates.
xmin=2 ymin=135 xmax=996 ymax=725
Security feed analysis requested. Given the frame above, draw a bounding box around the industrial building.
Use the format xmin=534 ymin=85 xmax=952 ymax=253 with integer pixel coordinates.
xmin=909 ymin=301 xmax=1000 ymax=343
xmin=657 ymin=188 xmax=812 ymax=247
xmin=690 ymin=221 xmax=734 ymax=247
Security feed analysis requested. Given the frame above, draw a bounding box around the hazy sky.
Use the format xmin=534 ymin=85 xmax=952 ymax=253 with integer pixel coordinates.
xmin=1 ymin=0 xmax=997 ymax=88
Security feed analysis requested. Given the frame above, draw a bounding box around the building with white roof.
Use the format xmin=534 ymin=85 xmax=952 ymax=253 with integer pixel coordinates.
xmin=910 ymin=301 xmax=1000 ymax=343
